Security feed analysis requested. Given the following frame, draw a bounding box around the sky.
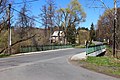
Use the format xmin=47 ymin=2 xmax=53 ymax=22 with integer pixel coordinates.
xmin=11 ymin=0 xmax=116 ymax=29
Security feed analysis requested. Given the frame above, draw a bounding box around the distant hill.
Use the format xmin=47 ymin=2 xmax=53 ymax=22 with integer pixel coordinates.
xmin=76 ymin=29 xmax=89 ymax=45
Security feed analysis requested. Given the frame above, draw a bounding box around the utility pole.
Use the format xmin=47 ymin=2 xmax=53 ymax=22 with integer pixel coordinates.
xmin=113 ymin=0 xmax=117 ymax=57
xmin=8 ymin=4 xmax=11 ymax=54
xmin=98 ymin=0 xmax=117 ymax=57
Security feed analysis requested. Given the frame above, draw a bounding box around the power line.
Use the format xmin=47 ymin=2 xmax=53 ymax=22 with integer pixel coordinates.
xmin=12 ymin=0 xmax=39 ymax=5
xmin=11 ymin=7 xmax=42 ymax=25
xmin=87 ymin=0 xmax=96 ymax=8
xmin=98 ymin=0 xmax=110 ymax=10
xmin=97 ymin=0 xmax=115 ymax=17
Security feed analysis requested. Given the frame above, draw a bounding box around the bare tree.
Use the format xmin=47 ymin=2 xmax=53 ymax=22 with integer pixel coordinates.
xmin=40 ymin=0 xmax=56 ymax=44
xmin=8 ymin=1 xmax=36 ymax=53
xmin=15 ymin=3 xmax=33 ymax=39
xmin=96 ymin=8 xmax=120 ymax=57
xmin=0 ymin=0 xmax=8 ymax=32
xmin=40 ymin=5 xmax=48 ymax=37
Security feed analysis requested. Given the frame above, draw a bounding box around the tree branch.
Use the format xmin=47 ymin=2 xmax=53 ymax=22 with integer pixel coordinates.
xmin=0 ymin=34 xmax=36 ymax=54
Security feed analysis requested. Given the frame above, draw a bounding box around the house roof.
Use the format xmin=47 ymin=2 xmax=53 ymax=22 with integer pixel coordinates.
xmin=52 ymin=31 xmax=64 ymax=37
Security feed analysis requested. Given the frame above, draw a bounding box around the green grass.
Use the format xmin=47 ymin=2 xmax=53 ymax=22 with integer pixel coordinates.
xmin=0 ymin=54 xmax=11 ymax=58
xmin=86 ymin=56 xmax=120 ymax=67
xmin=80 ymin=56 xmax=120 ymax=77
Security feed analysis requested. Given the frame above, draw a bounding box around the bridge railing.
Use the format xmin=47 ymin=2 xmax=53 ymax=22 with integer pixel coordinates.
xmin=20 ymin=44 xmax=74 ymax=53
xmin=86 ymin=44 xmax=106 ymax=55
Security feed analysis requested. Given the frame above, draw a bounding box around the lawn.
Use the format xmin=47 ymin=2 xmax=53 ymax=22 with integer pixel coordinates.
xmin=77 ymin=56 xmax=120 ymax=78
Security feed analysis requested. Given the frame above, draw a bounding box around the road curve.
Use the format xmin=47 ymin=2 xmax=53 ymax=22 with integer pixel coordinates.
xmin=0 ymin=48 xmax=119 ymax=80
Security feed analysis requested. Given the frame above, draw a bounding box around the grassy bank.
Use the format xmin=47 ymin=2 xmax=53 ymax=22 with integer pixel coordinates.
xmin=71 ymin=45 xmax=120 ymax=78
xmin=74 ymin=56 xmax=120 ymax=78
xmin=80 ymin=57 xmax=120 ymax=77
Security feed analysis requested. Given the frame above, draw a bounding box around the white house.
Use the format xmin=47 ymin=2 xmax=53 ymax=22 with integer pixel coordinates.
xmin=51 ymin=31 xmax=65 ymax=44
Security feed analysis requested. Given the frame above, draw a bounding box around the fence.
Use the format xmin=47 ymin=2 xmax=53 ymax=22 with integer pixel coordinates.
xmin=86 ymin=44 xmax=106 ymax=55
xmin=20 ymin=44 xmax=74 ymax=53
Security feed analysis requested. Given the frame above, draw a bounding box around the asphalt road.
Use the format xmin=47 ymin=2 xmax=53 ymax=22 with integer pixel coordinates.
xmin=0 ymin=48 xmax=119 ymax=80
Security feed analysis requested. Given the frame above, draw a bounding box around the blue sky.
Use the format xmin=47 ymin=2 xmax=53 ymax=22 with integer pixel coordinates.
xmin=11 ymin=0 xmax=115 ymax=29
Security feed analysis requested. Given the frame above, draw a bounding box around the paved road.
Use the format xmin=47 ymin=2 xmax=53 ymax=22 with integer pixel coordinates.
xmin=0 ymin=48 xmax=119 ymax=80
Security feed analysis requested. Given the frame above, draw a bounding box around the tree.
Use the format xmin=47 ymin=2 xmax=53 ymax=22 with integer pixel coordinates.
xmin=77 ymin=27 xmax=89 ymax=31
xmin=0 ymin=0 xmax=8 ymax=32
xmin=90 ymin=23 xmax=95 ymax=43
xmin=40 ymin=0 xmax=56 ymax=44
xmin=15 ymin=3 xmax=34 ymax=39
xmin=0 ymin=0 xmax=8 ymax=18
xmin=96 ymin=9 xmax=113 ymax=42
xmin=0 ymin=1 xmax=13 ymax=54
xmin=40 ymin=5 xmax=48 ymax=37
xmin=9 ymin=2 xmax=36 ymax=53
xmin=57 ymin=0 xmax=86 ymax=44
xmin=66 ymin=24 xmax=76 ymax=44
xmin=96 ymin=8 xmax=120 ymax=57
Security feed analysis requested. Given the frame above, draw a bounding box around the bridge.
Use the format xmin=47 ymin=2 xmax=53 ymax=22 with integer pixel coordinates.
xmin=71 ymin=43 xmax=106 ymax=60
xmin=86 ymin=44 xmax=106 ymax=56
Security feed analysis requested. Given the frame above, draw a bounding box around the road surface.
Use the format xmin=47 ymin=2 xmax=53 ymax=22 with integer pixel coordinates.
xmin=0 ymin=48 xmax=119 ymax=80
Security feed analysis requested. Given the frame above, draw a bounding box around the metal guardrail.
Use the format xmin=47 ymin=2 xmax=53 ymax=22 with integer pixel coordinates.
xmin=86 ymin=44 xmax=106 ymax=55
xmin=20 ymin=44 xmax=74 ymax=53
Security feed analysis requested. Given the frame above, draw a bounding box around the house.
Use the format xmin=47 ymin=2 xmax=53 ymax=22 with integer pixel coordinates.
xmin=51 ymin=31 xmax=65 ymax=44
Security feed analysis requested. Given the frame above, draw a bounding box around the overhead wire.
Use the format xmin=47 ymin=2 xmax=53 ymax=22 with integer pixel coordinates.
xmin=12 ymin=0 xmax=39 ymax=5
xmin=7 ymin=0 xmax=42 ymax=26
xmin=11 ymin=7 xmax=42 ymax=25
xmin=98 ymin=0 xmax=115 ymax=16
xmin=0 ymin=5 xmax=9 ymax=21
xmin=98 ymin=0 xmax=110 ymax=10
xmin=86 ymin=0 xmax=104 ymax=9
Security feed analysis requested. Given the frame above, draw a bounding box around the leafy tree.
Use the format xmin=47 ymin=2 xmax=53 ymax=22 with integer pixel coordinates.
xmin=57 ymin=0 xmax=86 ymax=44
xmin=77 ymin=27 xmax=89 ymax=31
xmin=90 ymin=23 xmax=95 ymax=43
xmin=66 ymin=24 xmax=76 ymax=44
